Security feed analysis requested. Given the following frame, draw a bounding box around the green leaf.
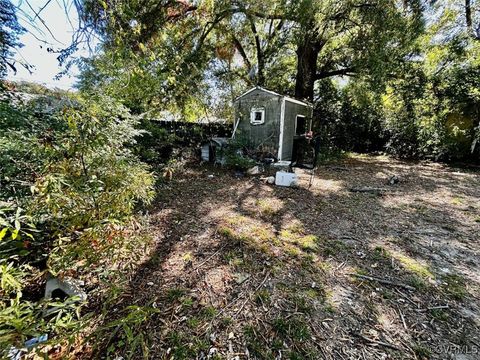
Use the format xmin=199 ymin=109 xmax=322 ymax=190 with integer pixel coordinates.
xmin=0 ymin=228 xmax=8 ymax=240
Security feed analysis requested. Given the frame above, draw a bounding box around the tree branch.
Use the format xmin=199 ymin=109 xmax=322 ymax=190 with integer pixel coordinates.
xmin=231 ymin=34 xmax=252 ymax=70
xmin=248 ymin=14 xmax=265 ymax=85
xmin=316 ymin=67 xmax=356 ymax=79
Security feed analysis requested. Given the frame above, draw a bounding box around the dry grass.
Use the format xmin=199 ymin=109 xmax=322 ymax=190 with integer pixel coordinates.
xmin=99 ymin=155 xmax=480 ymax=359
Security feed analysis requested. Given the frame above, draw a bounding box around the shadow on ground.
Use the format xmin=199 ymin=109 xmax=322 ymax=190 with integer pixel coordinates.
xmin=94 ymin=155 xmax=480 ymax=360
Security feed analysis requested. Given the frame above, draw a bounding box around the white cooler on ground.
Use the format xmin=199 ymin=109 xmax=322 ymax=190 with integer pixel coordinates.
xmin=275 ymin=171 xmax=298 ymax=187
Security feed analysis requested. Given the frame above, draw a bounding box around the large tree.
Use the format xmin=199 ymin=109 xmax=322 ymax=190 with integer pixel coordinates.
xmin=76 ymin=0 xmax=424 ymax=112
xmin=0 ymin=0 xmax=25 ymax=78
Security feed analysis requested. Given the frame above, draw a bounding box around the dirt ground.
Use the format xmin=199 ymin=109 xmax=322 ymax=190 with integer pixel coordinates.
xmin=111 ymin=155 xmax=480 ymax=359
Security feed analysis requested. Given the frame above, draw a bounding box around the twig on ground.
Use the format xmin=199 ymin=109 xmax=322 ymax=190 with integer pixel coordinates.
xmin=325 ymin=165 xmax=349 ymax=172
xmin=333 ymin=349 xmax=346 ymax=360
xmin=418 ymin=305 xmax=450 ymax=312
xmin=397 ymin=306 xmax=408 ymax=330
xmin=234 ymin=271 xmax=270 ymax=317
xmin=354 ymin=333 xmax=402 ymax=351
xmin=192 ymin=244 xmax=225 ymax=272
xmin=348 ymin=273 xmax=416 ymax=291
xmin=349 ymin=186 xmax=391 ymax=193
xmin=309 ymin=168 xmax=315 ymax=188
xmin=394 ymin=288 xmax=419 ymax=308
xmin=198 ymin=271 xmax=270 ymax=336
xmin=334 ymin=261 xmax=346 ymax=274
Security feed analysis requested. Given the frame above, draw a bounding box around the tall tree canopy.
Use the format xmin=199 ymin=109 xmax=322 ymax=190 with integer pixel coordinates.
xmin=0 ymin=0 xmax=24 ymax=78
xmin=314 ymin=0 xmax=480 ymax=160
xmin=75 ymin=0 xmax=424 ymax=113
xmin=73 ymin=0 xmax=478 ymax=161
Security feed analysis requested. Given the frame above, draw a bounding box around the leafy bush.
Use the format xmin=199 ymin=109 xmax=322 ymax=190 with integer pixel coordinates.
xmin=220 ymin=139 xmax=256 ymax=170
xmin=0 ymin=92 xmax=155 ymax=354
xmin=312 ymin=57 xmax=479 ymax=162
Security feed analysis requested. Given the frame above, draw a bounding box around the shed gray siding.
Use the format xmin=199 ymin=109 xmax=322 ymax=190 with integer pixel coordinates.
xmin=234 ymin=89 xmax=282 ymax=155
xmin=280 ymin=101 xmax=312 ymax=161
xmin=233 ymin=87 xmax=312 ymax=161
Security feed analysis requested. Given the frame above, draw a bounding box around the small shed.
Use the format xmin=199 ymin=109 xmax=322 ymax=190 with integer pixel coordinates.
xmin=232 ymin=86 xmax=313 ymax=161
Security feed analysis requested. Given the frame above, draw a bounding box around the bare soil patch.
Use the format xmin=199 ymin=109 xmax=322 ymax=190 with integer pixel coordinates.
xmin=105 ymin=155 xmax=480 ymax=359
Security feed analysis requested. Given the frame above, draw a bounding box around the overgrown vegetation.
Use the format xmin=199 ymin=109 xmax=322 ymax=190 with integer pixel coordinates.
xmin=1 ymin=0 xmax=479 ymax=358
xmin=314 ymin=3 xmax=480 ymax=162
xmin=0 ymin=91 xmax=154 ymax=355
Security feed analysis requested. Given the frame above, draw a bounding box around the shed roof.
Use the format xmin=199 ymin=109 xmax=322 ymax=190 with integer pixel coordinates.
xmin=234 ymin=86 xmax=312 ymax=107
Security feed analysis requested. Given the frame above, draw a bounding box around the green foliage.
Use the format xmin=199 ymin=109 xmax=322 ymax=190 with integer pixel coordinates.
xmin=311 ymin=2 xmax=480 ymax=162
xmin=220 ymin=139 xmax=256 ymax=170
xmin=314 ymin=79 xmax=387 ymax=157
xmin=0 ymin=0 xmax=25 ymax=77
xmin=381 ymin=43 xmax=480 ymax=161
xmin=0 ymin=90 xmax=155 ymax=352
xmin=134 ymin=119 xmax=178 ymax=164
xmin=99 ymin=305 xmax=159 ymax=359
xmin=0 ymin=206 xmax=85 ymax=354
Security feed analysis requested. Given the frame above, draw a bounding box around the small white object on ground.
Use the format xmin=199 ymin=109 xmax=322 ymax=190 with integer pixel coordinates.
xmin=45 ymin=276 xmax=87 ymax=301
xmin=266 ymin=176 xmax=275 ymax=184
xmin=8 ymin=347 xmax=22 ymax=360
xmin=247 ymin=165 xmax=262 ymax=175
xmin=275 ymin=171 xmax=298 ymax=187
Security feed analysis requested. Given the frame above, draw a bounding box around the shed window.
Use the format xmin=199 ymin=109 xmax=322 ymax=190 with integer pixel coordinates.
xmin=295 ymin=115 xmax=306 ymax=135
xmin=250 ymin=107 xmax=265 ymax=125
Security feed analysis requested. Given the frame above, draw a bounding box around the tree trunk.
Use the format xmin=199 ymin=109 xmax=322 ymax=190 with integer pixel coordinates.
xmin=466 ymin=0 xmax=472 ymax=31
xmin=294 ymin=34 xmax=322 ymax=101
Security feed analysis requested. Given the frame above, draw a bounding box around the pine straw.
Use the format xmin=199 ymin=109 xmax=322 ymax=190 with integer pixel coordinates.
xmin=96 ymin=155 xmax=480 ymax=360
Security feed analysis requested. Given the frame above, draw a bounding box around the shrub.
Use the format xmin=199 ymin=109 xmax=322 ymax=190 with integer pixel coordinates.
xmin=0 ymin=92 xmax=155 ymax=354
xmin=219 ymin=139 xmax=256 ymax=170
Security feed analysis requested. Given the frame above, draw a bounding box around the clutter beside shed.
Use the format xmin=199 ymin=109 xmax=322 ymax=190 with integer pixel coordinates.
xmin=200 ymin=137 xmax=229 ymax=165
xmin=275 ymin=171 xmax=298 ymax=187
xmin=197 ymin=87 xmax=316 ymax=187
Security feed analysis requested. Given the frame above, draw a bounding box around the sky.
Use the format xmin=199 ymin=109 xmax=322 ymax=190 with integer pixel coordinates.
xmin=7 ymin=0 xmax=94 ymax=90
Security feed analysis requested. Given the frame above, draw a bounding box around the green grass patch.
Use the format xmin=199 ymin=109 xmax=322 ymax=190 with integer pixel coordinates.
xmin=408 ymin=275 xmax=428 ymax=290
xmin=165 ymin=330 xmax=209 ymax=359
xmin=244 ymin=325 xmax=279 ymax=358
xmin=390 ymin=251 xmax=434 ymax=279
xmin=225 ymin=215 xmax=248 ymax=225
xmin=256 ymin=199 xmax=280 ymax=216
xmin=296 ymin=235 xmax=319 ymax=252
xmin=285 ymin=221 xmax=305 ymax=234
xmin=181 ymin=296 xmax=194 ymax=308
xmin=441 ymin=274 xmax=467 ymax=300
xmin=200 ymin=306 xmax=218 ymax=319
xmin=255 ymin=289 xmax=271 ymax=305
xmin=272 ymin=316 xmax=311 ymax=341
xmin=430 ymin=308 xmax=449 ymax=321
xmin=218 ymin=225 xmax=252 ymax=243
xmin=412 ymin=344 xmax=431 ymax=359
xmin=186 ymin=316 xmax=201 ymax=328
xmin=288 ymin=294 xmax=314 ymax=314
xmin=322 ymin=239 xmax=348 ymax=256
xmin=166 ymin=288 xmax=187 ymax=302
xmin=280 ymin=230 xmax=319 ymax=252
xmin=451 ymin=197 xmax=463 ymax=205
xmin=372 ymin=246 xmax=389 ymax=261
